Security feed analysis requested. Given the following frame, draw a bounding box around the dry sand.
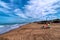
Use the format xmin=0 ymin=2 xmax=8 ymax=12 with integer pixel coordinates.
xmin=0 ymin=23 xmax=60 ymax=40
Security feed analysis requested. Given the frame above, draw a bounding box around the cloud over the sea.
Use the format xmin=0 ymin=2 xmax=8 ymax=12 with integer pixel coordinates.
xmin=24 ymin=0 xmax=60 ymax=19
xmin=0 ymin=0 xmax=60 ymax=25
xmin=0 ymin=0 xmax=60 ymax=19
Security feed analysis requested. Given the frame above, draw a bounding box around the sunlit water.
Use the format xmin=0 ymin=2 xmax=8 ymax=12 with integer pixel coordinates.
xmin=0 ymin=0 xmax=60 ymax=34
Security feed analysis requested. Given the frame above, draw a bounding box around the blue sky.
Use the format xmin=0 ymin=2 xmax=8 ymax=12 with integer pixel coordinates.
xmin=0 ymin=0 xmax=60 ymax=24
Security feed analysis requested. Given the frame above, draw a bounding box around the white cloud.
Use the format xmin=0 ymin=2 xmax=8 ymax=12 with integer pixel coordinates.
xmin=0 ymin=8 xmax=10 ymax=13
xmin=14 ymin=8 xmax=28 ymax=18
xmin=0 ymin=0 xmax=60 ymax=22
xmin=24 ymin=0 xmax=60 ymax=18
xmin=0 ymin=1 xmax=11 ymax=9
xmin=44 ymin=15 xmax=58 ymax=20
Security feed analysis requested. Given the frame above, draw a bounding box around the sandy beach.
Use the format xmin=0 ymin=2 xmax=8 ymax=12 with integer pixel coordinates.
xmin=0 ymin=23 xmax=60 ymax=40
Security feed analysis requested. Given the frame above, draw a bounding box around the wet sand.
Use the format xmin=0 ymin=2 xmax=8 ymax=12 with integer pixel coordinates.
xmin=0 ymin=23 xmax=60 ymax=40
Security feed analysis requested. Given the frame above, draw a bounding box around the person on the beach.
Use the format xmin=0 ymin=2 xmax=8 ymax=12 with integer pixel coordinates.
xmin=41 ymin=22 xmax=51 ymax=29
xmin=44 ymin=22 xmax=50 ymax=29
